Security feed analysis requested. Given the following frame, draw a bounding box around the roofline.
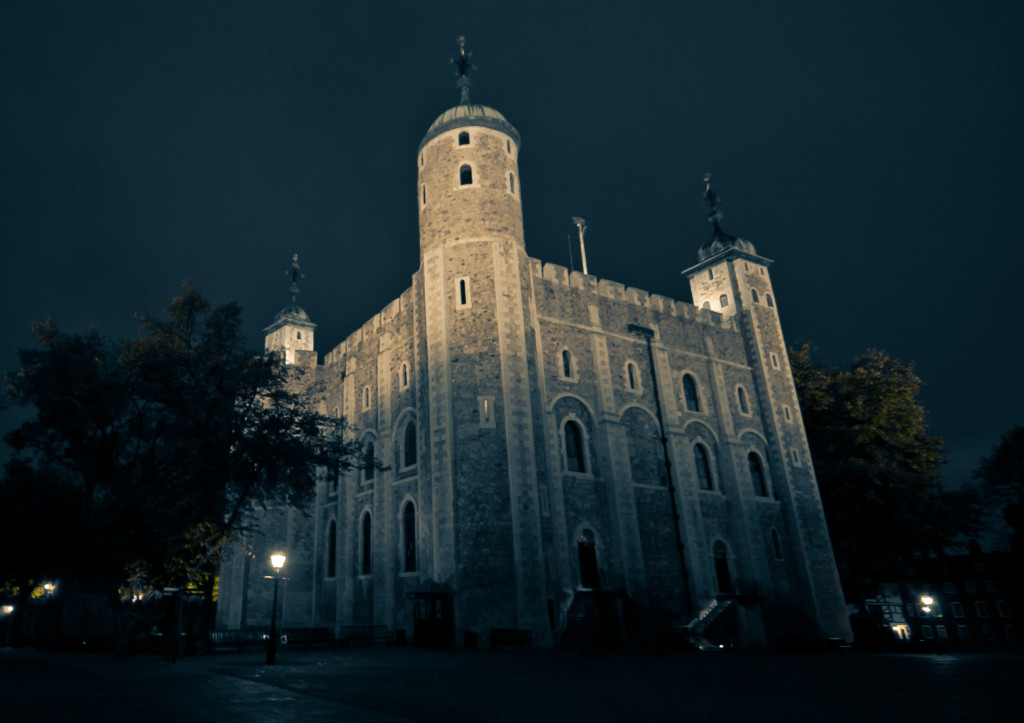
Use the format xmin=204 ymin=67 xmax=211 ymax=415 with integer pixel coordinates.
xmin=418 ymin=113 xmax=521 ymax=153
xmin=681 ymin=248 xmax=774 ymax=277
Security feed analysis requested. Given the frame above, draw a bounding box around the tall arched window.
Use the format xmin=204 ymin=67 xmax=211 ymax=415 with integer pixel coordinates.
xmin=326 ymin=520 xmax=337 ymax=578
xmin=694 ymin=443 xmax=714 ymax=490
xmin=460 ymin=165 xmax=472 ymax=185
xmin=682 ymin=374 xmax=701 ymax=412
xmin=364 ymin=441 xmax=375 ymax=482
xmin=401 ymin=363 xmax=409 ymax=389
xmin=737 ymin=387 xmax=750 ymax=415
xmin=766 ymin=293 xmax=775 ymax=308
xmin=403 ymin=421 xmax=417 ymax=468
xmin=749 ymin=452 xmax=768 ymax=496
xmin=561 ymin=349 xmax=573 ymax=378
xmin=361 ymin=512 xmax=372 ymax=575
xmin=403 ymin=502 xmax=416 ymax=572
xmin=564 ymin=420 xmax=586 ymax=473
xmin=458 ymin=131 xmax=469 ymax=145
xmin=626 ymin=362 xmax=639 ymax=390
xmin=751 ymin=289 xmax=760 ymax=303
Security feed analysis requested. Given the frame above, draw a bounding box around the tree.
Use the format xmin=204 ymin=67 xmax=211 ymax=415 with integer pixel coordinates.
xmin=789 ymin=345 xmax=971 ymax=600
xmin=973 ymin=425 xmax=1024 ymax=553
xmin=3 ymin=283 xmax=355 ymax=646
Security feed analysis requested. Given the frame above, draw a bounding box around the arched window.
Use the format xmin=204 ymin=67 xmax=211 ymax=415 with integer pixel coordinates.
xmin=626 ymin=362 xmax=639 ymax=390
xmin=751 ymin=289 xmax=760 ymax=303
xmin=326 ymin=520 xmax=337 ymax=578
xmin=297 ymin=331 xmax=302 ymax=340
xmin=701 ymin=301 xmax=710 ymax=310
xmin=458 ymin=131 xmax=469 ymax=145
xmin=694 ymin=443 xmax=714 ymax=490
xmin=403 ymin=421 xmax=417 ymax=468
xmin=361 ymin=512 xmax=372 ymax=575
xmin=561 ymin=349 xmax=573 ymax=378
xmin=403 ymin=502 xmax=416 ymax=572
xmin=509 ymin=173 xmax=515 ymax=193
xmin=682 ymin=374 xmax=701 ymax=412
xmin=363 ymin=441 xmax=375 ymax=482
xmin=749 ymin=452 xmax=768 ymax=496
xmin=564 ymin=420 xmax=586 ymax=473
xmin=401 ymin=363 xmax=409 ymax=389
xmin=737 ymin=387 xmax=750 ymax=415
xmin=720 ymin=294 xmax=729 ymax=308
xmin=363 ymin=386 xmax=371 ymax=410
xmin=460 ymin=165 xmax=472 ymax=185
xmin=771 ymin=528 xmax=784 ymax=560
xmin=766 ymin=293 xmax=774 ymax=308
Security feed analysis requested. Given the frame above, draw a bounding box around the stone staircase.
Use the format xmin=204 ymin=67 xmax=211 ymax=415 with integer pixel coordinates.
xmin=686 ymin=597 xmax=735 ymax=649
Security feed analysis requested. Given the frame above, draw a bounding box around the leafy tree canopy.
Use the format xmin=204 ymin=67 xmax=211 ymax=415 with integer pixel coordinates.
xmin=972 ymin=425 xmax=1024 ymax=553
xmin=789 ymin=345 xmax=974 ymax=599
xmin=2 ymin=283 xmax=355 ymax=601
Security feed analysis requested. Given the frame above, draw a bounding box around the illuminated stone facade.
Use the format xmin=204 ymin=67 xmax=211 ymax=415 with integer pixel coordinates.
xmin=215 ymin=90 xmax=851 ymax=649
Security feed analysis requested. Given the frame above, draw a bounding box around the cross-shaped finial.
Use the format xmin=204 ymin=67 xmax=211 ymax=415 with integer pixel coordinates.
xmin=451 ymin=36 xmax=475 ymax=104
xmin=704 ymin=173 xmax=724 ymax=226
xmin=287 ymin=253 xmax=303 ymax=304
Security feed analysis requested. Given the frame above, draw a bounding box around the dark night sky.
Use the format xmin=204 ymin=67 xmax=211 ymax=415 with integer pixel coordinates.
xmin=3 ymin=1 xmax=1023 ymax=495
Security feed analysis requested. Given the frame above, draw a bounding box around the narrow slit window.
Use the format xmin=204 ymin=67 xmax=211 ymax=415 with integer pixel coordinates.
xmin=361 ymin=513 xmax=372 ymax=575
xmin=460 ymin=165 xmax=472 ymax=185
xmin=683 ymin=374 xmax=701 ymax=412
xmin=401 ymin=363 xmax=409 ymax=388
xmin=561 ymin=349 xmax=573 ymax=378
xmin=459 ymin=279 xmax=468 ymax=306
xmin=422 ymin=185 xmax=426 ymax=205
xmin=626 ymin=362 xmax=638 ymax=390
xmin=751 ymin=289 xmax=759 ymax=303
xmin=766 ymin=293 xmax=775 ymax=307
xmin=403 ymin=502 xmax=416 ymax=572
xmin=737 ymin=387 xmax=749 ymax=414
xmin=506 ymin=139 xmax=511 ymax=153
xmin=694 ymin=444 xmax=713 ymax=490
xmin=509 ymin=173 xmax=515 ymax=193
xmin=708 ymin=269 xmax=714 ymax=280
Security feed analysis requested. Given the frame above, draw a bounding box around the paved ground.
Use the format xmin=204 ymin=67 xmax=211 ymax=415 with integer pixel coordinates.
xmin=1 ymin=645 xmax=1022 ymax=722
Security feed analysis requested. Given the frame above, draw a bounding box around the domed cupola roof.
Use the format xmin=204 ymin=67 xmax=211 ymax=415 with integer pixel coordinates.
xmin=263 ymin=255 xmax=317 ymax=334
xmin=270 ymin=303 xmax=312 ymax=326
xmin=697 ymin=174 xmax=758 ymax=262
xmin=418 ymin=37 xmax=520 ymax=152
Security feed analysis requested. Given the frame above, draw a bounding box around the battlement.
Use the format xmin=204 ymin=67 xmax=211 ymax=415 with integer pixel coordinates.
xmin=535 ymin=259 xmax=732 ymax=329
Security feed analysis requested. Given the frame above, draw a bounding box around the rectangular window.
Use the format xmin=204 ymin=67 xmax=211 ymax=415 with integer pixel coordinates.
xmin=951 ymin=601 xmax=964 ymax=618
xmin=985 ymin=580 xmax=998 ymax=593
xmin=997 ymin=600 xmax=1011 ymax=618
xmin=920 ymin=624 xmax=934 ymax=639
xmin=936 ymin=625 xmax=948 ymax=640
xmin=957 ymin=625 xmax=970 ymax=639
xmin=975 ymin=601 xmax=989 ymax=618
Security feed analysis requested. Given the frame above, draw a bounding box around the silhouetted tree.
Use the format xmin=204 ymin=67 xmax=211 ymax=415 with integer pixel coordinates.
xmin=789 ymin=345 xmax=973 ymax=600
xmin=3 ymin=283 xmax=355 ymax=647
xmin=973 ymin=425 xmax=1024 ymax=554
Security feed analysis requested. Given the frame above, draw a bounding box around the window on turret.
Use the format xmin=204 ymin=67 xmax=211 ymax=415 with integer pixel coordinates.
xmin=751 ymin=289 xmax=760 ymax=304
xmin=766 ymin=293 xmax=775 ymax=307
xmin=708 ymin=269 xmax=714 ymax=280
xmin=456 ymin=277 xmax=471 ymax=308
xmin=297 ymin=331 xmax=302 ymax=340
xmin=771 ymin=353 xmax=780 ymax=369
xmin=784 ymin=406 xmax=792 ymax=422
xmin=682 ymin=374 xmax=701 ymax=412
xmin=422 ymin=185 xmax=426 ymax=205
xmin=458 ymin=132 xmax=469 ymax=145
xmin=509 ymin=173 xmax=515 ymax=193
xmin=506 ymin=140 xmax=511 ymax=153
xmin=460 ymin=165 xmax=473 ymax=185
xmin=737 ymin=386 xmax=750 ymax=415
xmin=720 ymin=294 xmax=729 ymax=308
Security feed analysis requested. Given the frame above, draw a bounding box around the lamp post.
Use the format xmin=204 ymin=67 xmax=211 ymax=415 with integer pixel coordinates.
xmin=265 ymin=553 xmax=287 ymax=665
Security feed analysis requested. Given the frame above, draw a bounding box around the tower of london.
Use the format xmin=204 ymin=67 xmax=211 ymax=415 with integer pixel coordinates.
xmin=216 ymin=53 xmax=851 ymax=649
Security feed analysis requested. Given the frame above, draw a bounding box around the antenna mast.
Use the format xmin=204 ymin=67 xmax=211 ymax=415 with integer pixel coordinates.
xmin=571 ymin=217 xmax=589 ymax=275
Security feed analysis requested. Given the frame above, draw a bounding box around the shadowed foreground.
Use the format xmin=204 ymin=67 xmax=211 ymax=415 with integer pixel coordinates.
xmin=1 ymin=646 xmax=1021 ymax=722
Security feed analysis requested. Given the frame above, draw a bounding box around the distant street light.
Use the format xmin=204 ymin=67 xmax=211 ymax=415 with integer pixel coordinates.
xmin=265 ymin=553 xmax=287 ymax=665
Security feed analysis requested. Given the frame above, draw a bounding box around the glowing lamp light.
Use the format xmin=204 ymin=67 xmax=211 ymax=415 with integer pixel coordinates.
xmin=270 ymin=553 xmax=287 ymax=572
xmin=1 ymin=605 xmax=14 ymax=615
xmin=920 ymin=595 xmax=934 ymax=606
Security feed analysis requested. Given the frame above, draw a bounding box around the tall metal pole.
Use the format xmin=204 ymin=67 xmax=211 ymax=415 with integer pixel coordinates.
xmin=267 ymin=577 xmax=279 ymax=665
xmin=572 ymin=217 xmax=589 ymax=276
xmin=628 ymin=324 xmax=690 ymax=612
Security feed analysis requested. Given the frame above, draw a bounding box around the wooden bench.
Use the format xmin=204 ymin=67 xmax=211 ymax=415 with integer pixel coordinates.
xmin=282 ymin=627 xmax=335 ymax=650
xmin=489 ymin=628 xmax=532 ymax=650
xmin=209 ymin=629 xmax=266 ymax=653
xmin=336 ymin=625 xmax=392 ymax=647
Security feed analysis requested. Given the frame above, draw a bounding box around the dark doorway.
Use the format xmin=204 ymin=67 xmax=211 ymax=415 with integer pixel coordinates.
xmin=578 ymin=529 xmax=600 ymax=589
xmin=713 ymin=541 xmax=733 ymax=594
xmin=412 ymin=593 xmax=454 ymax=649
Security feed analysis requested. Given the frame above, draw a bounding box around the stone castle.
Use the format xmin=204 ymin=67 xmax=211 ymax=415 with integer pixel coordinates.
xmin=215 ymin=55 xmax=851 ymax=649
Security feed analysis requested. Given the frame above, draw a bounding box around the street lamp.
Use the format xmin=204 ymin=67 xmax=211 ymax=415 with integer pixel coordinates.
xmin=265 ymin=552 xmax=287 ymax=665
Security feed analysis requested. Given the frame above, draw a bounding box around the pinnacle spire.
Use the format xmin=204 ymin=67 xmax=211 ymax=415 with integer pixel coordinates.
xmin=451 ymin=35 xmax=475 ymax=105
xmin=287 ymin=253 xmax=303 ymax=304
xmin=703 ymin=174 xmax=736 ymax=245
